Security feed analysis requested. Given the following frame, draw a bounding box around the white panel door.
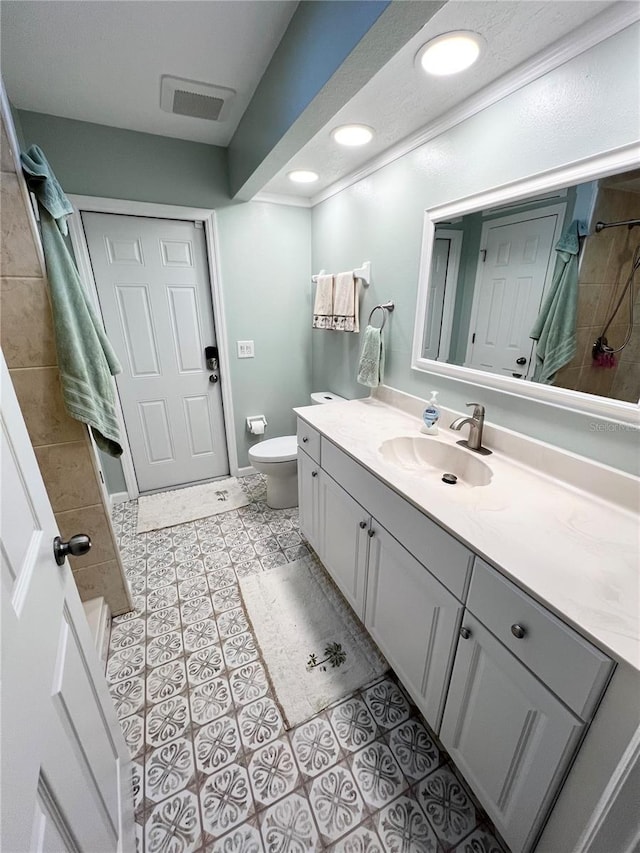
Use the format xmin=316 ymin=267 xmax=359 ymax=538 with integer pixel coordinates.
xmin=466 ymin=208 xmax=563 ymax=378
xmin=440 ymin=614 xmax=584 ymax=853
xmin=83 ymin=212 xmax=229 ymax=492
xmin=1 ymin=352 xmax=134 ymax=853
xmin=365 ymin=522 xmax=463 ymax=733
xmin=319 ymin=471 xmax=369 ymax=619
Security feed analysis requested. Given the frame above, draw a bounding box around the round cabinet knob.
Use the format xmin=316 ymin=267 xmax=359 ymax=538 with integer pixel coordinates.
xmin=359 ymin=521 xmax=367 ymax=529
xmin=53 ymin=533 xmax=92 ymax=566
xmin=460 ymin=626 xmax=472 ymax=640
xmin=302 ymin=436 xmax=309 ymax=443
xmin=311 ymin=470 xmax=318 ymax=478
xmin=511 ymin=623 xmax=527 ymax=639
xmin=516 ymin=357 xmax=527 ymax=366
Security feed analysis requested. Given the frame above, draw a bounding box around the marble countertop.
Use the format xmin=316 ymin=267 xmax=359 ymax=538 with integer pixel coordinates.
xmin=294 ymin=394 xmax=640 ymax=671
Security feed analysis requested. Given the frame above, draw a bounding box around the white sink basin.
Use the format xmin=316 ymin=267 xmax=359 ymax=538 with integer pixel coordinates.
xmin=379 ymin=436 xmax=493 ymax=488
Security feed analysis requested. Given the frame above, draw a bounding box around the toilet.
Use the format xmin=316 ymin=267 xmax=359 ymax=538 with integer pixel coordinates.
xmin=248 ymin=392 xmax=345 ymax=509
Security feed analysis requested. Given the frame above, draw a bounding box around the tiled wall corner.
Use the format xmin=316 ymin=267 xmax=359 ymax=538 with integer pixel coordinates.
xmin=0 ymin=112 xmax=132 ymax=616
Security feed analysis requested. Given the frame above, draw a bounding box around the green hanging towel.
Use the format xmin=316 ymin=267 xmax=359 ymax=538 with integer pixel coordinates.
xmin=21 ymin=145 xmax=123 ymax=456
xmin=530 ymin=219 xmax=581 ymax=385
xmin=357 ymin=325 xmax=385 ymax=388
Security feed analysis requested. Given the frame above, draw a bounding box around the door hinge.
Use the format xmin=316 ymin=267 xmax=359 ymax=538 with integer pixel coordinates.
xmin=99 ymin=471 xmax=104 ymax=483
xmin=480 ymin=249 xmax=487 ymax=262
xmin=472 ymin=333 xmax=476 ymax=344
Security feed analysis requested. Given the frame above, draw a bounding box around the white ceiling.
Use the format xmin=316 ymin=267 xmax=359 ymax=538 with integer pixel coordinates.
xmin=1 ymin=0 xmax=630 ymax=199
xmin=0 ymin=0 xmax=297 ymax=146
xmin=262 ymin=0 xmax=617 ymax=199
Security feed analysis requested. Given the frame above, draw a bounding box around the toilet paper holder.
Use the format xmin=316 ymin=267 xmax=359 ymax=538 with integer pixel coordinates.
xmin=246 ymin=415 xmax=268 ymax=435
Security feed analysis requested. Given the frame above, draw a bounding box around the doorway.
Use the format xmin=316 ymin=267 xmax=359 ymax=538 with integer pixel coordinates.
xmin=82 ymin=211 xmax=229 ymax=493
xmin=465 ymin=205 xmax=565 ymax=379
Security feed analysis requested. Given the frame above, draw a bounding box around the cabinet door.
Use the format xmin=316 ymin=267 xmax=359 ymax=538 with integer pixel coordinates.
xmin=297 ymin=448 xmax=321 ymax=555
xmin=365 ymin=522 xmax=462 ymax=732
xmin=319 ymin=472 xmax=369 ymax=619
xmin=440 ymin=614 xmax=584 ymax=853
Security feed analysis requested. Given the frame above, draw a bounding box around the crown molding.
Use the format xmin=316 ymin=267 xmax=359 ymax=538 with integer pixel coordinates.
xmin=252 ymin=191 xmax=311 ymax=208
xmin=310 ymin=4 xmax=640 ymax=208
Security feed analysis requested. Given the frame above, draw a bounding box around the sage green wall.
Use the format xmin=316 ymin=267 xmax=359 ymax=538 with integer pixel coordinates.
xmin=18 ymin=111 xmax=231 ymax=208
xmin=311 ymin=24 xmax=640 ymax=475
xmin=216 ymin=202 xmax=312 ymax=466
xmin=18 ymin=111 xmax=313 ymax=480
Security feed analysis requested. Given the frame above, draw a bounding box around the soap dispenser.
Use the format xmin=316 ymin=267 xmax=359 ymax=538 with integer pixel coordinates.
xmin=421 ymin=391 xmax=440 ymax=435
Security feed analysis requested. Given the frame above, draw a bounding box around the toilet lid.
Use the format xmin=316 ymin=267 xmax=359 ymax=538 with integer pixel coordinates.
xmin=248 ymin=435 xmax=298 ymax=463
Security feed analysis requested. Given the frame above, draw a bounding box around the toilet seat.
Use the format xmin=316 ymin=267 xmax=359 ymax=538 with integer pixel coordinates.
xmin=248 ymin=435 xmax=297 ymax=463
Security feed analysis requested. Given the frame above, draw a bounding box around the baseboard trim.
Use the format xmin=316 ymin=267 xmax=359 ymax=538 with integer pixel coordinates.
xmin=110 ymin=491 xmax=130 ymax=508
xmin=236 ymin=466 xmax=256 ymax=477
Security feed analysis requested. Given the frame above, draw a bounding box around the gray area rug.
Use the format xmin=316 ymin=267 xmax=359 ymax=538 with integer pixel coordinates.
xmin=136 ymin=477 xmax=249 ymax=533
xmin=240 ymin=554 xmax=387 ymax=728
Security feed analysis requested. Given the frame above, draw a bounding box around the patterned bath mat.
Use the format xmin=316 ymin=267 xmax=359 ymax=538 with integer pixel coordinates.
xmin=240 ymin=554 xmax=387 ymax=728
xmin=136 ymin=477 xmax=249 ymax=533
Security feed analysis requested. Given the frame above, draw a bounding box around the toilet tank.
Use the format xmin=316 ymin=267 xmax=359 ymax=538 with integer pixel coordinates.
xmin=310 ymin=392 xmax=346 ymax=405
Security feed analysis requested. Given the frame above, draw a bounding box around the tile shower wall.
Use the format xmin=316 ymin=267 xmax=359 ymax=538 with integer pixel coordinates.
xmin=109 ymin=474 xmax=508 ymax=853
xmin=555 ymin=184 xmax=640 ymax=402
xmin=0 ymin=113 xmax=131 ymax=614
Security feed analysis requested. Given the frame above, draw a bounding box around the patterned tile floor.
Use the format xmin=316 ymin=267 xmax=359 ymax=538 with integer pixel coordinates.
xmin=108 ymin=474 xmax=508 ymax=853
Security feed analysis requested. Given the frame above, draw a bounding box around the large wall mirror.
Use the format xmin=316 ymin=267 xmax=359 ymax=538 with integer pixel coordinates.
xmin=412 ymin=149 xmax=640 ymax=423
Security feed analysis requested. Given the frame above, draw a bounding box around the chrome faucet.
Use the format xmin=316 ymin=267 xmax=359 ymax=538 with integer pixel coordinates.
xmin=450 ymin=403 xmax=492 ymax=455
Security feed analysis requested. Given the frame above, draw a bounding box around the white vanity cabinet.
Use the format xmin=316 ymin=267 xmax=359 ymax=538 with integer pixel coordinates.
xmin=297 ymin=446 xmax=321 ymax=553
xmin=440 ymin=559 xmax=614 ymax=853
xmin=365 ymin=520 xmax=463 ymax=730
xmin=318 ymin=471 xmax=369 ymax=619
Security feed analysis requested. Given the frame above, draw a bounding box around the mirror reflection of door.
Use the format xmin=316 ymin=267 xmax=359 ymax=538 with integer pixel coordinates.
xmin=465 ymin=206 xmax=565 ymax=378
xmin=423 ymin=231 xmax=463 ymax=361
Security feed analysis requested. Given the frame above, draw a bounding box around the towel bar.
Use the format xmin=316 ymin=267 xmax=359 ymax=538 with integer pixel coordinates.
xmin=311 ymin=260 xmax=371 ymax=286
xmin=368 ymin=301 xmax=395 ymax=329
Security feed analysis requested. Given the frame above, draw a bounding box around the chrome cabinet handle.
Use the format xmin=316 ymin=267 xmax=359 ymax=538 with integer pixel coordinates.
xmin=359 ymin=521 xmax=367 ymax=529
xmin=302 ymin=436 xmax=309 ymax=443
xmin=511 ymin=624 xmax=526 ymax=639
xmin=460 ymin=626 xmax=471 ymax=640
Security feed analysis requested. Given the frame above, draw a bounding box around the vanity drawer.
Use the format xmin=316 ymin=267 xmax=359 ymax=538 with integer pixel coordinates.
xmin=322 ymin=438 xmax=472 ymax=600
xmin=468 ymin=558 xmax=613 ymax=720
xmin=297 ymin=419 xmax=321 ymax=463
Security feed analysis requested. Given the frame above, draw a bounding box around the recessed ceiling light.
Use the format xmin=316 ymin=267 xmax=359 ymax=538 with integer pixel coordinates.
xmin=417 ymin=31 xmax=484 ymax=76
xmin=288 ymin=170 xmax=319 ymax=184
xmin=331 ymin=124 xmax=374 ymax=147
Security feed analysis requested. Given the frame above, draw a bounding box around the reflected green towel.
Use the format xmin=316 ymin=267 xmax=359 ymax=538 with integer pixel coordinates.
xmin=357 ymin=325 xmax=385 ymax=388
xmin=21 ymin=146 xmax=123 ymax=456
xmin=530 ymin=220 xmax=581 ymax=385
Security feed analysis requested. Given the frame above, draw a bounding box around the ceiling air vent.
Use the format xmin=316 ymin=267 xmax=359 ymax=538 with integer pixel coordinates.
xmin=160 ymin=76 xmax=236 ymax=122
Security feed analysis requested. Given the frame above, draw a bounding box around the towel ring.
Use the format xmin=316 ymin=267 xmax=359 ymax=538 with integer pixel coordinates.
xmin=368 ymin=301 xmax=395 ymax=329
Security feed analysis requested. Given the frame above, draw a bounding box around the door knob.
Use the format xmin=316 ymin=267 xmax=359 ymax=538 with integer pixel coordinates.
xmin=367 ymin=529 xmax=375 ymax=538
xmin=511 ymin=623 xmax=527 ymax=639
xmin=53 ymin=534 xmax=91 ymax=566
xmin=516 ymin=357 xmax=527 ymax=365
xmin=460 ymin=626 xmax=472 ymax=639
xmin=359 ymin=520 xmax=367 ymax=529
xmin=311 ymin=470 xmax=318 ymax=478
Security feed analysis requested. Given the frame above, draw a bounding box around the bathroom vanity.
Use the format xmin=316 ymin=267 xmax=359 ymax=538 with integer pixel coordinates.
xmin=295 ymin=389 xmax=639 ymax=853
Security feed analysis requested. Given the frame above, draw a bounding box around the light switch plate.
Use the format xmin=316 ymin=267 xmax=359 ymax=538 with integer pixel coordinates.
xmin=237 ymin=340 xmax=255 ymax=358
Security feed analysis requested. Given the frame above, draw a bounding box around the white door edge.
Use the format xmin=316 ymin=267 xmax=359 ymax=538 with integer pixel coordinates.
xmin=67 ymin=196 xmax=239 ymax=497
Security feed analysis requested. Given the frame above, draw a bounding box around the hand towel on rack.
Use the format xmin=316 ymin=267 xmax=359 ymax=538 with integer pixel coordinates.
xmin=332 ymin=270 xmax=359 ymax=332
xmin=312 ymin=273 xmax=334 ymax=329
xmin=357 ymin=325 xmax=385 ymax=387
